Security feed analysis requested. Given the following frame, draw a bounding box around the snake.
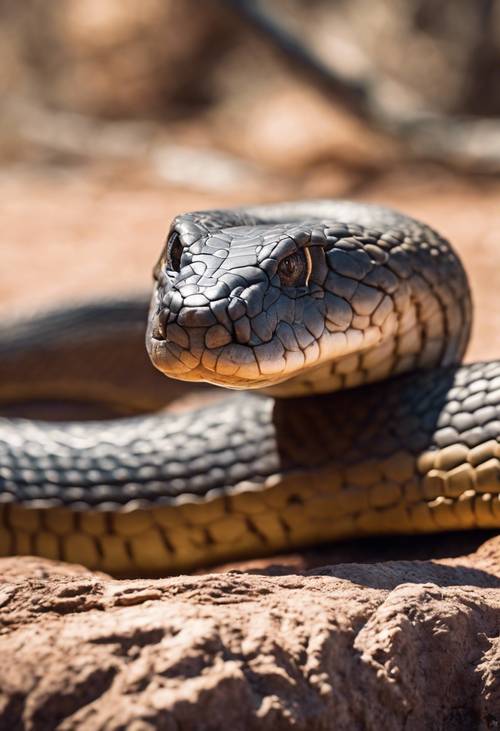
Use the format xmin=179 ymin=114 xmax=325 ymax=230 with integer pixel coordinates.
xmin=0 ymin=200 xmax=499 ymax=576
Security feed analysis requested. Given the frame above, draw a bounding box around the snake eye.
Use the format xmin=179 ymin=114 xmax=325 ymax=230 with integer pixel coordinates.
xmin=278 ymin=249 xmax=312 ymax=287
xmin=167 ymin=232 xmax=183 ymax=273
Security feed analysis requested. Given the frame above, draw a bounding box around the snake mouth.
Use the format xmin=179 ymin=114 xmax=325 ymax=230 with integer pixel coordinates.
xmin=147 ymin=333 xmax=290 ymax=390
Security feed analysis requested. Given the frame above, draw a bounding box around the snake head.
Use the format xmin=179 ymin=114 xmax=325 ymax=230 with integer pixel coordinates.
xmin=147 ymin=204 xmax=470 ymax=396
xmin=147 ymin=216 xmax=319 ymax=390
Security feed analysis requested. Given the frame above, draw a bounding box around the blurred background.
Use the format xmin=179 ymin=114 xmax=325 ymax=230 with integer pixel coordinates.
xmin=1 ymin=0 xmax=499 ymax=361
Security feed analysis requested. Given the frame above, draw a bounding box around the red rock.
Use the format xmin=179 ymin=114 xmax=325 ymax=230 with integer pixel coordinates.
xmin=0 ymin=538 xmax=499 ymax=730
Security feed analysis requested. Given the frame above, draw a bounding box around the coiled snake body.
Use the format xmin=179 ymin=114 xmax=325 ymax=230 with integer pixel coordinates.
xmin=0 ymin=200 xmax=499 ymax=575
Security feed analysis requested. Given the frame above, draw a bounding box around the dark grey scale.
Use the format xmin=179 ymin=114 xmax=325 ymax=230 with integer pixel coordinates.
xmin=407 ymin=273 xmax=434 ymax=303
xmin=265 ymin=236 xmax=297 ymax=259
xmin=217 ymin=271 xmax=256 ymax=292
xmin=303 ymin=304 xmax=325 ymax=339
xmin=234 ymin=317 xmax=251 ymax=344
xmin=310 ymin=228 xmax=326 ymax=245
xmin=177 ymin=233 xmax=201 ymax=247
xmin=177 ymin=308 xmax=215 ymax=328
xmin=176 ymin=219 xmax=204 ymax=235
xmin=265 ymin=303 xmax=285 ymax=338
xmin=227 ymin=228 xmax=262 ymax=243
xmin=328 ymin=249 xmax=373 ymax=281
xmin=335 ymin=240 xmax=359 ymax=251
xmin=241 ymin=284 xmax=266 ymax=319
xmin=211 ymin=251 xmax=230 ymax=263
xmin=205 ymin=236 xmax=232 ymax=250
xmin=485 ymin=420 xmax=500 ymax=440
xmin=385 ymin=247 xmax=414 ymax=279
xmin=293 ymin=325 xmax=315 ymax=350
xmin=363 ymin=266 xmax=399 ymax=294
xmin=468 ymin=377 xmax=489 ymax=395
xmin=188 ymin=454 xmax=219 ymax=475
xmin=358 ymin=234 xmax=382 ymax=247
xmin=324 ymin=293 xmax=353 ymax=329
xmin=325 ymin=225 xmax=350 ymax=239
xmin=259 ymin=242 xmax=292 ymax=261
xmin=227 ymin=266 xmax=269 ymax=286
xmin=448 ymin=267 xmax=467 ymax=300
xmin=206 ymin=467 xmax=226 ymax=485
xmin=363 ymin=243 xmax=388 ymax=264
xmin=261 ymin=259 xmax=279 ymax=278
xmin=236 ymin=442 xmax=262 ymax=462
xmin=293 ymin=298 xmax=305 ymax=323
xmin=275 ymin=283 xmax=299 ymax=301
xmin=180 ymin=273 xmax=206 ymax=288
xmin=205 ymin=326 xmax=231 ymax=349
xmin=351 ymin=283 xmax=383 ymax=316
xmin=24 ymin=485 xmax=48 ymax=500
xmin=288 ymin=229 xmax=311 ymax=246
xmin=188 ymin=274 xmax=220 ymax=291
xmin=473 ymin=406 xmax=498 ymax=426
xmin=460 ymin=427 xmax=490 ymax=449
xmin=163 ymin=291 xmax=183 ymax=313
xmin=381 ymin=231 xmax=405 ymax=247
xmin=276 ymin=322 xmax=300 ymax=351
xmin=227 ymin=430 xmax=248 ymax=447
xmin=446 ymin=400 xmax=462 ymax=415
xmin=89 ymin=484 xmax=126 ymax=503
xmin=189 ymin=243 xmax=206 ymax=256
xmin=262 ymin=287 xmax=280 ymax=310
xmin=462 ymin=392 xmax=487 ymax=412
xmin=12 ymin=456 xmax=35 ymax=471
xmin=325 ymin=271 xmax=357 ymax=299
xmin=203 ymin=283 xmax=231 ymax=302
xmin=191 ymin=254 xmax=226 ymax=273
xmin=252 ymin=312 xmax=274 ymax=343
xmin=210 ymin=299 xmax=232 ymax=330
xmin=274 ymin=296 xmax=296 ymax=327
xmin=190 ymin=261 xmax=207 ymax=276
xmin=182 ymin=294 xmax=210 ymax=308
xmin=435 ymin=410 xmax=452 ymax=429
xmin=447 ymin=385 xmax=468 ymax=403
xmin=175 ymin=283 xmax=199 ymax=298
xmin=325 ymin=236 xmax=339 ymax=249
xmin=227 ymin=462 xmax=256 ymax=483
xmin=438 ymin=286 xmax=461 ymax=312
xmin=219 ymin=253 xmax=258 ymax=271
xmin=488 ymin=389 xmax=500 ymax=407
xmin=227 ymin=298 xmax=246 ymax=321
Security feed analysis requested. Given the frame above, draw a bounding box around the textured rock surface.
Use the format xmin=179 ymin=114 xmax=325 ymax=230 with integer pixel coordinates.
xmin=0 ymin=538 xmax=499 ymax=730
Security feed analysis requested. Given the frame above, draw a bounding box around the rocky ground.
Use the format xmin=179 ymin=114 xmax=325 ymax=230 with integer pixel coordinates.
xmin=0 ymin=538 xmax=499 ymax=730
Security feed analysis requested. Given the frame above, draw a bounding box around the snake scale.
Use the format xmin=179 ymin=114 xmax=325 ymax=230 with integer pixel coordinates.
xmin=0 ymin=200 xmax=499 ymax=576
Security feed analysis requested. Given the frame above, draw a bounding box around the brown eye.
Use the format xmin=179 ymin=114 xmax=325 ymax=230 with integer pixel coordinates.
xmin=167 ymin=232 xmax=183 ymax=273
xmin=278 ymin=249 xmax=312 ymax=287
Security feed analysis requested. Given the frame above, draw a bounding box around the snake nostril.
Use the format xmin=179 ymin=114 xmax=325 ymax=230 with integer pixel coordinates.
xmin=152 ymin=308 xmax=174 ymax=341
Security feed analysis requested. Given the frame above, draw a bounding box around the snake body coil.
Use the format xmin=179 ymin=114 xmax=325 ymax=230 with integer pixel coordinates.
xmin=0 ymin=201 xmax=498 ymax=575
